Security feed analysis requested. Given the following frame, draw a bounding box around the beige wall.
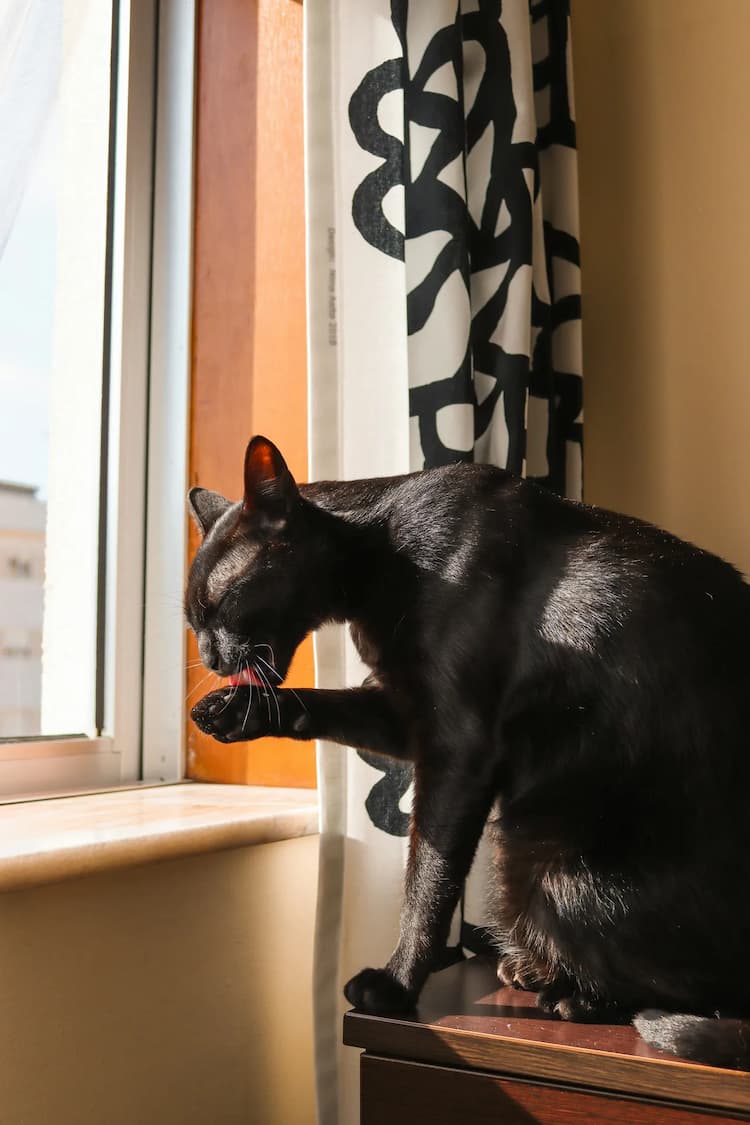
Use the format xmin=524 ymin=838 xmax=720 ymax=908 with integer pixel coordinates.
xmin=0 ymin=837 xmax=318 ymax=1125
xmin=572 ymin=0 xmax=750 ymax=576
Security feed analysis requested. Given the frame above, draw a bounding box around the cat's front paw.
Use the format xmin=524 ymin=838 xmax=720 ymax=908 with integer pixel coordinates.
xmin=191 ymin=686 xmax=272 ymax=743
xmin=344 ymin=968 xmax=415 ymax=1016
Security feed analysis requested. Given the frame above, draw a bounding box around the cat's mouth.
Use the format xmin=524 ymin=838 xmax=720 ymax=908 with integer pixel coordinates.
xmin=224 ymin=648 xmax=286 ymax=689
xmin=228 ymin=668 xmax=266 ymax=688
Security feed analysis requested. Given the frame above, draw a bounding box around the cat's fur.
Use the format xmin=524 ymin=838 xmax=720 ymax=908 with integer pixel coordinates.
xmin=186 ymin=435 xmax=750 ymax=1069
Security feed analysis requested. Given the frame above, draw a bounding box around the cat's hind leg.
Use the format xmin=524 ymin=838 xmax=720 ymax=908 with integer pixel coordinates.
xmin=497 ymin=947 xmax=556 ymax=992
xmin=537 ymin=982 xmax=632 ymax=1024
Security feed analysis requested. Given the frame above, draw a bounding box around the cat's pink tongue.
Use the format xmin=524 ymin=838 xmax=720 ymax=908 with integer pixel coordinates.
xmin=228 ymin=669 xmax=264 ymax=687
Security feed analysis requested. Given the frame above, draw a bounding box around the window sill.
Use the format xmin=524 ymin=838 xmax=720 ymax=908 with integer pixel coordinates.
xmin=0 ymin=782 xmax=319 ymax=892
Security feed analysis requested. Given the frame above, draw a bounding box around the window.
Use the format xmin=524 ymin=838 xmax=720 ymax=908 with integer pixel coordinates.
xmin=0 ymin=0 xmax=195 ymax=798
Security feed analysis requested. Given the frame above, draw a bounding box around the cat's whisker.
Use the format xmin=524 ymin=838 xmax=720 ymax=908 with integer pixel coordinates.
xmin=222 ymin=651 xmax=254 ymax=712
xmin=216 ymin=673 xmax=240 ymax=713
xmin=286 ymin=686 xmax=307 ymax=713
xmin=265 ymin=671 xmax=282 ymax=729
xmin=253 ymin=661 xmax=273 ymax=725
xmin=217 ymin=656 xmax=245 ymax=715
xmin=185 ymin=669 xmax=217 ymax=703
xmin=229 ymin=659 xmax=245 ymax=702
xmin=241 ymin=659 xmax=254 ymax=732
xmin=255 ymin=661 xmax=281 ymax=728
xmin=254 ymin=653 xmax=281 ymax=681
xmin=253 ymin=643 xmax=277 ymax=670
xmin=255 ymin=652 xmax=307 ymax=713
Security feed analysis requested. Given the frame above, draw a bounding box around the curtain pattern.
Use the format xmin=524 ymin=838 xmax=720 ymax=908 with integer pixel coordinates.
xmin=305 ymin=3 xmax=582 ymax=1121
xmin=349 ymin=0 xmax=582 ymax=486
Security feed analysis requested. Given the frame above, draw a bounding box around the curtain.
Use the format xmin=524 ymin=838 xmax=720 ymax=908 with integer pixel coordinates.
xmin=305 ymin=2 xmax=582 ymax=1121
xmin=0 ymin=0 xmax=62 ymax=257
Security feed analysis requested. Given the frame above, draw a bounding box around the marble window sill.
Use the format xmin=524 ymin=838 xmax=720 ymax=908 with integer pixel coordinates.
xmin=0 ymin=782 xmax=319 ymax=892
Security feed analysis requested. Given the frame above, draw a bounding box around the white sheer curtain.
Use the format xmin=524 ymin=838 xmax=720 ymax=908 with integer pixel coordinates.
xmin=304 ymin=2 xmax=583 ymax=1121
xmin=0 ymin=0 xmax=63 ymax=256
xmin=305 ymin=6 xmax=411 ymax=1123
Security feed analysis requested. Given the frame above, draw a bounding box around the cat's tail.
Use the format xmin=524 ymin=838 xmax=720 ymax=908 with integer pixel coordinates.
xmin=634 ymin=1010 xmax=750 ymax=1070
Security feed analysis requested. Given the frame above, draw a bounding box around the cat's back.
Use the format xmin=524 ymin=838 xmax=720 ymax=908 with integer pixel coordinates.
xmin=308 ymin=462 xmax=750 ymax=645
xmin=395 ymin=463 xmax=749 ymax=614
xmin=436 ymin=469 xmax=750 ymax=721
xmin=524 ymin=492 xmax=750 ymax=684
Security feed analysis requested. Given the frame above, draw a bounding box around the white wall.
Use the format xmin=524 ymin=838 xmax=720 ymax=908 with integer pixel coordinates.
xmin=0 ymin=836 xmax=319 ymax=1125
xmin=572 ymin=0 xmax=750 ymax=576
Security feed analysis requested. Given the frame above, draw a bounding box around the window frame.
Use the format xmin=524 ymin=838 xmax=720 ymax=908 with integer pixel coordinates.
xmin=186 ymin=0 xmax=314 ymax=789
xmin=0 ymin=0 xmax=196 ymax=800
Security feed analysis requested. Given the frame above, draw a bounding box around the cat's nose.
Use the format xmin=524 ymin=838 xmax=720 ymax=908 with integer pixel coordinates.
xmin=198 ymin=631 xmax=220 ymax=672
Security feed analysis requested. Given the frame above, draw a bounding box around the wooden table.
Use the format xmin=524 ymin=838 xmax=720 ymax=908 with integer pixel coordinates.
xmin=344 ymin=956 xmax=750 ymax=1124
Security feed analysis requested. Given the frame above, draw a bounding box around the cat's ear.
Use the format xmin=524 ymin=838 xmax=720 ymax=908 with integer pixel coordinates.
xmin=243 ymin=435 xmax=299 ymax=527
xmin=188 ymin=488 xmax=231 ymax=537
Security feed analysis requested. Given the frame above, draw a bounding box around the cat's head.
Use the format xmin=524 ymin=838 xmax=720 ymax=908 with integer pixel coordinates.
xmin=185 ymin=436 xmax=321 ymax=684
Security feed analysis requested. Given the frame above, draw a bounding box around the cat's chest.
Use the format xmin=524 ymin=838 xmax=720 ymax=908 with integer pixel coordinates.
xmin=349 ymin=621 xmax=383 ymax=673
xmin=348 ymin=618 xmax=421 ymax=699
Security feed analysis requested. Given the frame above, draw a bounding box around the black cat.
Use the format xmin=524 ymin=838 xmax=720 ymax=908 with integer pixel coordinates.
xmin=187 ymin=435 xmax=750 ymax=1069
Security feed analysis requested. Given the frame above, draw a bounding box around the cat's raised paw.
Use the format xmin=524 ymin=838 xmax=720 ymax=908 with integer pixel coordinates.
xmin=191 ymin=686 xmax=271 ymax=743
xmin=343 ymin=968 xmax=415 ymax=1016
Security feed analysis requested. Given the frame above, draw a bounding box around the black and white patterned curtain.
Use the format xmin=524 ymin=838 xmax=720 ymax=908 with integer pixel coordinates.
xmin=350 ymin=0 xmax=582 ymax=489
xmin=306 ymin=3 xmax=582 ymax=1121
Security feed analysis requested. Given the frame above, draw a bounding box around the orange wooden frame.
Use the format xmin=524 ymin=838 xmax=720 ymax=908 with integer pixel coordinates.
xmin=186 ymin=0 xmax=315 ymax=787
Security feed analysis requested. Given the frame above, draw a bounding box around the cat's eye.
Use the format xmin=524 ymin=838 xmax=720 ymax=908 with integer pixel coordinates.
xmin=212 ymin=590 xmax=234 ymax=617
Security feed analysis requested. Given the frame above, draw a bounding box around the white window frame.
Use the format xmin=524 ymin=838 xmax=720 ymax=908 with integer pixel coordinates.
xmin=0 ymin=0 xmax=195 ymax=800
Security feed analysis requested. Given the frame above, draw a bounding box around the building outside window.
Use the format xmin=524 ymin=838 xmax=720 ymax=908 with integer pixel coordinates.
xmin=0 ymin=481 xmax=45 ymax=736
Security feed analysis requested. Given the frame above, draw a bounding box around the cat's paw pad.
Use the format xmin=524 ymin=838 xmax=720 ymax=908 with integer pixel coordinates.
xmin=190 ymin=689 xmax=229 ymax=736
xmin=343 ymin=968 xmax=415 ymax=1016
xmin=191 ymin=687 xmax=268 ymax=742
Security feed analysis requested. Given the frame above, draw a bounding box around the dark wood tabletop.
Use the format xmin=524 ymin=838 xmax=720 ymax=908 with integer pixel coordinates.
xmin=344 ymin=956 xmax=750 ymax=1117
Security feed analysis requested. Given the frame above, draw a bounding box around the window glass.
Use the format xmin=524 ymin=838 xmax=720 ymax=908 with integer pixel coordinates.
xmin=0 ymin=1 xmax=114 ymax=739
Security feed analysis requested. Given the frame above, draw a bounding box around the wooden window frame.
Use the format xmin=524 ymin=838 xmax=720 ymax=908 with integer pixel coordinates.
xmin=186 ymin=0 xmax=315 ymax=787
